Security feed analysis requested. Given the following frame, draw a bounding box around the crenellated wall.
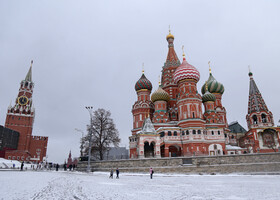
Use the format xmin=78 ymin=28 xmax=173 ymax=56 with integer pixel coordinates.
xmin=77 ymin=153 xmax=280 ymax=174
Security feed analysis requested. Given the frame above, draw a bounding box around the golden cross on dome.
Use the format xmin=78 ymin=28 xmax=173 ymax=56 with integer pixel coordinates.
xmin=182 ymin=45 xmax=185 ymax=57
xmin=158 ymin=75 xmax=161 ymax=86
xmin=169 ymin=25 xmax=171 ymax=34
xmin=142 ymin=63 xmax=144 ymax=74
xmin=208 ymin=61 xmax=211 ymax=74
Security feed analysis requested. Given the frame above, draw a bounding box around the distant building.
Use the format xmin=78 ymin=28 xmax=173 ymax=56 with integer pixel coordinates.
xmin=105 ymin=147 xmax=129 ymax=160
xmin=2 ymin=61 xmax=48 ymax=162
xmin=0 ymin=125 xmax=19 ymax=157
xmin=227 ymin=121 xmax=247 ymax=146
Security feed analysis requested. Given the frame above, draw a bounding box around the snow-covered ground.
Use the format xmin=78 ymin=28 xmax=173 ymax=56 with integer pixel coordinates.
xmin=1 ymin=170 xmax=280 ymax=200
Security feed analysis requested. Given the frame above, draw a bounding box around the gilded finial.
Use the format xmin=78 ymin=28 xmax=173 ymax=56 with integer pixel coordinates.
xmin=182 ymin=45 xmax=185 ymax=57
xmin=142 ymin=63 xmax=144 ymax=74
xmin=31 ymin=60 xmax=33 ymax=67
xmin=158 ymin=75 xmax=161 ymax=86
xmin=166 ymin=26 xmax=174 ymax=40
xmin=208 ymin=61 xmax=211 ymax=74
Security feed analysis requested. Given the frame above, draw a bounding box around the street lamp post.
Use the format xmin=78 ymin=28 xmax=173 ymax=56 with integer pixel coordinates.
xmin=85 ymin=106 xmax=94 ymax=172
xmin=75 ymin=128 xmax=84 ymax=157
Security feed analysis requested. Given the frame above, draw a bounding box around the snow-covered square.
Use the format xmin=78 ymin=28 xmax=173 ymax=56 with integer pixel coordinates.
xmin=1 ymin=170 xmax=280 ymax=200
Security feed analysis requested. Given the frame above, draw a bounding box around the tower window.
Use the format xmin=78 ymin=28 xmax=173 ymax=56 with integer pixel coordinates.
xmin=252 ymin=115 xmax=258 ymax=124
xmin=212 ymin=131 xmax=214 ymax=135
xmin=198 ymin=130 xmax=201 ymax=134
xmin=261 ymin=114 xmax=267 ymax=123
xmin=174 ymin=131 xmax=177 ymax=136
xmin=193 ymin=130 xmax=196 ymax=135
xmin=186 ymin=130 xmax=189 ymax=135
xmin=218 ymin=131 xmax=220 ymax=135
xmin=182 ymin=131 xmax=185 ymax=135
xmin=168 ymin=131 xmax=172 ymax=136
xmin=192 ymin=113 xmax=195 ymax=118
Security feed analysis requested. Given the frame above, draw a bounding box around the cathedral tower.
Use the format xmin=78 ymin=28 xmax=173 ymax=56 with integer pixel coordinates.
xmin=5 ymin=61 xmax=35 ymax=151
xmin=161 ymin=30 xmax=181 ymax=121
xmin=246 ymin=70 xmax=274 ymax=129
xmin=173 ymin=51 xmax=204 ymax=128
xmin=132 ymin=70 xmax=154 ymax=135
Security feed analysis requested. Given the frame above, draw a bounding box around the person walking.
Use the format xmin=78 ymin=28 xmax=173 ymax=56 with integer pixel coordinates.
xmin=109 ymin=169 xmax=113 ymax=178
xmin=20 ymin=161 xmax=24 ymax=171
xmin=116 ymin=168 xmax=119 ymax=179
xmin=150 ymin=167 xmax=154 ymax=179
xmin=56 ymin=163 xmax=59 ymax=171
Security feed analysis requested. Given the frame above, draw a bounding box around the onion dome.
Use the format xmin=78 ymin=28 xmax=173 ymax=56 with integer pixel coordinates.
xmin=173 ymin=53 xmax=200 ymax=84
xmin=151 ymin=86 xmax=170 ymax=102
xmin=202 ymin=90 xmax=216 ymax=103
xmin=202 ymin=83 xmax=216 ymax=102
xmin=201 ymin=73 xmax=224 ymax=95
xmin=166 ymin=31 xmax=174 ymax=40
xmin=135 ymin=73 xmax=153 ymax=92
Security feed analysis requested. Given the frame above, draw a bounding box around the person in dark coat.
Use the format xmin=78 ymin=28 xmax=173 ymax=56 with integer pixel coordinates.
xmin=64 ymin=163 xmax=67 ymax=171
xmin=56 ymin=163 xmax=59 ymax=171
xmin=116 ymin=168 xmax=119 ymax=179
xmin=20 ymin=161 xmax=24 ymax=171
xmin=150 ymin=168 xmax=154 ymax=179
xmin=109 ymin=169 xmax=113 ymax=178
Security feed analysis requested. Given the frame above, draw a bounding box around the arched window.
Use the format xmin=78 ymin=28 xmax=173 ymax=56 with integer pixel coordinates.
xmin=261 ymin=114 xmax=267 ymax=123
xmin=198 ymin=130 xmax=201 ymax=134
xmin=252 ymin=115 xmax=258 ymax=124
xmin=225 ymin=134 xmax=227 ymax=138
xmin=218 ymin=131 xmax=220 ymax=135
xmin=192 ymin=112 xmax=195 ymax=118
xmin=160 ymin=132 xmax=165 ymax=137
xmin=186 ymin=130 xmax=189 ymax=135
xmin=214 ymin=144 xmax=217 ymax=150
xmin=193 ymin=130 xmax=196 ymax=135
xmin=168 ymin=131 xmax=172 ymax=136
xmin=174 ymin=131 xmax=177 ymax=136
xmin=182 ymin=131 xmax=185 ymax=135
xmin=211 ymin=131 xmax=214 ymax=135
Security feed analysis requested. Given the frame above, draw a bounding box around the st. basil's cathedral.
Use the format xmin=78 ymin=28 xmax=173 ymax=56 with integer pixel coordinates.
xmin=129 ymin=31 xmax=280 ymax=159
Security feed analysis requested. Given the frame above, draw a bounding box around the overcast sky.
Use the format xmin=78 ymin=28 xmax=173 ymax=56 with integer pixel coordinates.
xmin=1 ymin=0 xmax=280 ymax=163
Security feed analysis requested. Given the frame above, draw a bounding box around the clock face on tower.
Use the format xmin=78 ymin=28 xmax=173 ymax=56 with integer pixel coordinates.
xmin=18 ymin=96 xmax=29 ymax=106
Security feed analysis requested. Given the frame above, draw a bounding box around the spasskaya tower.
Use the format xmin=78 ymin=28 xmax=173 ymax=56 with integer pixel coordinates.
xmin=4 ymin=61 xmax=48 ymax=162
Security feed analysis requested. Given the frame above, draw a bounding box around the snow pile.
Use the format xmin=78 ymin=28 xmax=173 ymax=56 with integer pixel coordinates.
xmin=0 ymin=158 xmax=21 ymax=169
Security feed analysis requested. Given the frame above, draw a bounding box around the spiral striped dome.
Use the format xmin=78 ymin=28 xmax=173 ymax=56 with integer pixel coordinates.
xmin=173 ymin=58 xmax=200 ymax=84
xmin=201 ymin=73 xmax=224 ymax=95
xmin=135 ymin=73 xmax=153 ymax=92
xmin=151 ymin=86 xmax=170 ymax=102
xmin=202 ymin=91 xmax=216 ymax=103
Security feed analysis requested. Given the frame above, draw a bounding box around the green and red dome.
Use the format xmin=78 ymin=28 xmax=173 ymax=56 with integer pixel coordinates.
xmin=135 ymin=73 xmax=153 ymax=92
xmin=201 ymin=73 xmax=224 ymax=95
xmin=202 ymin=90 xmax=216 ymax=103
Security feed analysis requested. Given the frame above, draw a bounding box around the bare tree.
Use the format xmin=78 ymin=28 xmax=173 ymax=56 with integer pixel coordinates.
xmin=83 ymin=108 xmax=120 ymax=160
